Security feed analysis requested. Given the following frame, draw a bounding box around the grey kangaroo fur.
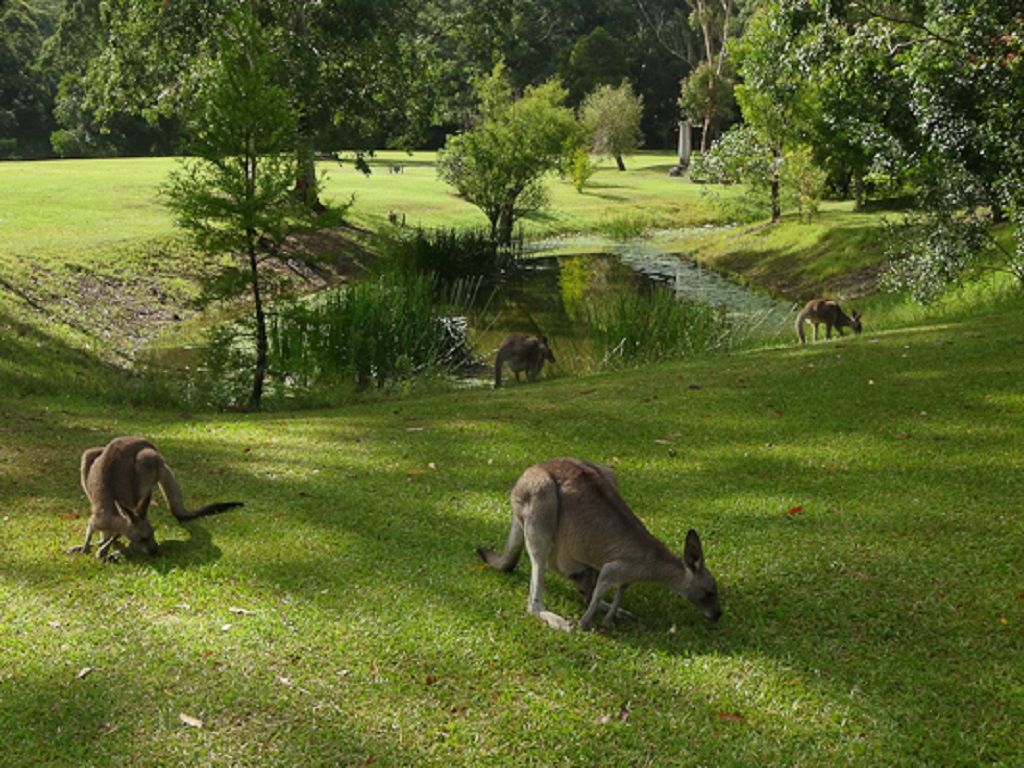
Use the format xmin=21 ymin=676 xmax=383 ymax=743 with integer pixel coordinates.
xmin=796 ymin=298 xmax=862 ymax=344
xmin=477 ymin=457 xmax=721 ymax=631
xmin=494 ymin=334 xmax=555 ymax=388
xmin=66 ymin=436 xmax=243 ymax=561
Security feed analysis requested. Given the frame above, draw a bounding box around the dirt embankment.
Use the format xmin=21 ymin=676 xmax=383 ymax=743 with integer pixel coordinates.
xmin=0 ymin=229 xmax=373 ymax=365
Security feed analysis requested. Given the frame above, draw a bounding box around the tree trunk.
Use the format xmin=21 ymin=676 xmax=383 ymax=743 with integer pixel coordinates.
xmin=248 ymin=238 xmax=267 ymax=409
xmin=615 ymin=154 xmax=626 ymax=171
xmin=497 ymin=205 xmax=514 ymax=245
xmin=770 ymin=177 xmax=781 ymax=222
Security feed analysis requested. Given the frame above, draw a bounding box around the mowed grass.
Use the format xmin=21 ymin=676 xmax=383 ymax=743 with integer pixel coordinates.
xmin=2 ymin=153 xmax=1023 ymax=765
xmin=2 ymin=288 xmax=1024 ymax=765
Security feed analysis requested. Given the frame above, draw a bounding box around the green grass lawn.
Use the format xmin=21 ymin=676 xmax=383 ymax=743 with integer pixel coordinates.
xmin=1 ymin=154 xmax=1023 ymax=766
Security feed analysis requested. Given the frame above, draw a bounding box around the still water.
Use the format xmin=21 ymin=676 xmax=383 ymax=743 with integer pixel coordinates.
xmin=468 ymin=237 xmax=790 ymax=371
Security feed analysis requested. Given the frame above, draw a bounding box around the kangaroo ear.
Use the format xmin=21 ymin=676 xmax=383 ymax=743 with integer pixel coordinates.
xmin=683 ymin=529 xmax=704 ymax=569
xmin=116 ymin=501 xmax=138 ymax=522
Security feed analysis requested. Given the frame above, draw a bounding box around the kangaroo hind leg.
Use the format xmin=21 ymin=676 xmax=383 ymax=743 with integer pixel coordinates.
xmin=515 ymin=469 xmax=573 ymax=632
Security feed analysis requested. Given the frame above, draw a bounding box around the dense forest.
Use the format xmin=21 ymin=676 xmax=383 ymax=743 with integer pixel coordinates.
xmin=3 ymin=0 xmax=760 ymax=158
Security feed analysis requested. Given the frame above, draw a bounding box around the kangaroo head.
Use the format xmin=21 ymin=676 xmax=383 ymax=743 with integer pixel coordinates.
xmin=849 ymin=311 xmax=863 ymax=334
xmin=682 ymin=529 xmax=721 ymax=622
xmin=538 ymin=336 xmax=555 ymax=363
xmin=117 ymin=501 xmax=159 ymax=556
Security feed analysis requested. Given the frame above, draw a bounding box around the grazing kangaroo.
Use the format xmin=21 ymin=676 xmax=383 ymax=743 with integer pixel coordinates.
xmin=477 ymin=458 xmax=721 ymax=632
xmin=66 ymin=436 xmax=243 ymax=561
xmin=494 ymin=334 xmax=555 ymax=388
xmin=796 ymin=298 xmax=862 ymax=344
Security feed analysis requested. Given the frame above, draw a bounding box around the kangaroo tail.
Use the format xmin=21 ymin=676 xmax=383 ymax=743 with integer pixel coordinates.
xmin=477 ymin=517 xmax=524 ymax=572
xmin=157 ymin=461 xmax=243 ymax=522
xmin=176 ymin=501 xmax=244 ymax=521
xmin=795 ymin=309 xmax=808 ymax=344
xmin=494 ymin=352 xmax=504 ymax=388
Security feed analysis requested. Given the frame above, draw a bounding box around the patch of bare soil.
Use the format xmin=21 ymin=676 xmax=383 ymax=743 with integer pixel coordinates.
xmin=4 ymin=227 xmax=374 ymax=365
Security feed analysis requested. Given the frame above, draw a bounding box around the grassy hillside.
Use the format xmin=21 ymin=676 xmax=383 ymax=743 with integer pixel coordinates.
xmin=2 ymin=153 xmax=1023 ymax=766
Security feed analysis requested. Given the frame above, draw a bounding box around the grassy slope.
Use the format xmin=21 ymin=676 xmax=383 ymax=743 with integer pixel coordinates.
xmin=1 ymin=153 xmax=1022 ymax=766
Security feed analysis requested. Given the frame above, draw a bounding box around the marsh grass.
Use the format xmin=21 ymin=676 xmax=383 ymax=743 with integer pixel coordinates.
xmin=586 ymin=284 xmax=729 ymax=366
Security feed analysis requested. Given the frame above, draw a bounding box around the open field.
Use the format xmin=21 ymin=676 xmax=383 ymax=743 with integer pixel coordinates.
xmin=1 ymin=154 xmax=1023 ymax=765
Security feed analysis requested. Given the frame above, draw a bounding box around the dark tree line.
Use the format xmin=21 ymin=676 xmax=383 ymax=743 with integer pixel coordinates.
xmin=3 ymin=0 xmax=753 ymax=160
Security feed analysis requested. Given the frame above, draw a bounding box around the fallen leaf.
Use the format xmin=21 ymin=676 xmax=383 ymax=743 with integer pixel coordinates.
xmin=75 ymin=667 xmax=94 ymax=681
xmin=407 ymin=468 xmax=427 ymax=475
xmin=179 ymin=713 xmax=203 ymax=729
xmin=229 ymin=607 xmax=256 ymax=616
xmin=59 ymin=512 xmax=80 ymax=519
xmin=1000 ymin=614 xmax=1008 ymax=624
xmin=405 ymin=427 xmax=424 ymax=432
xmin=425 ymin=676 xmax=439 ymax=685
xmin=427 ymin=462 xmax=437 ymax=470
xmin=654 ymin=439 xmax=672 ymax=445
xmin=713 ymin=712 xmax=744 ymax=723
xmin=785 ymin=506 xmax=804 ymax=516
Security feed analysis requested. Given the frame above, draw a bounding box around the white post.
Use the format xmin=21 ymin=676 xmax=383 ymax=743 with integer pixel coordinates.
xmin=678 ymin=120 xmax=692 ymax=166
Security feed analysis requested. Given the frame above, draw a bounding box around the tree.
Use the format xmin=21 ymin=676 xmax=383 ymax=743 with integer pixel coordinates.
xmin=0 ymin=0 xmax=55 ymax=158
xmin=779 ymin=0 xmax=1024 ymax=299
xmin=580 ymin=81 xmax=644 ymax=171
xmin=732 ymin=2 xmax=820 ymax=221
xmin=437 ymin=64 xmax=580 ymax=244
xmin=48 ymin=0 xmax=430 ymax=194
xmin=562 ymin=27 xmax=630 ymax=106
xmin=162 ymin=10 xmax=331 ymax=409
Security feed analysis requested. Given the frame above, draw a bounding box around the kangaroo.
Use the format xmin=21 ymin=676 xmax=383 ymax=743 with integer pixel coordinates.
xmin=477 ymin=457 xmax=721 ymax=632
xmin=66 ymin=436 xmax=243 ymax=561
xmin=494 ymin=334 xmax=555 ymax=388
xmin=796 ymin=298 xmax=862 ymax=344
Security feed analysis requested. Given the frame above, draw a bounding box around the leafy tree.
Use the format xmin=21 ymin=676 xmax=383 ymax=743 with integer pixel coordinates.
xmin=783 ymin=0 xmax=1024 ymax=299
xmin=163 ymin=10 xmax=334 ymax=409
xmin=0 ymin=0 xmax=55 ymax=158
xmin=47 ymin=0 xmax=430 ymax=194
xmin=437 ymin=64 xmax=580 ymax=244
xmin=732 ymin=2 xmax=820 ymax=221
xmin=679 ymin=59 xmax=736 ymax=152
xmin=562 ymin=27 xmax=630 ymax=106
xmin=580 ymin=81 xmax=644 ymax=171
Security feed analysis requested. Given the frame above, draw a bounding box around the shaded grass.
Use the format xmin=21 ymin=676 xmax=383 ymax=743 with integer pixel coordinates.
xmin=2 ymin=287 xmax=1023 ymax=765
xmin=3 ymin=152 xmax=1023 ymax=765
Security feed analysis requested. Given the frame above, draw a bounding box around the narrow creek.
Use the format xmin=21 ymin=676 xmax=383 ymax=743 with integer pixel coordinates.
xmin=143 ymin=232 xmax=793 ymax=387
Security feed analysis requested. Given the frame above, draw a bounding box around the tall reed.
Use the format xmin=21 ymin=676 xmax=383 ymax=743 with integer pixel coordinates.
xmin=376 ymin=226 xmax=523 ymax=283
xmin=268 ymin=271 xmax=477 ymax=392
xmin=585 ymin=284 xmax=727 ymax=366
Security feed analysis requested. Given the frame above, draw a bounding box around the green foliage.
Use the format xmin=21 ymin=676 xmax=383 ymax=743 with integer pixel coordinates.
xmin=162 ymin=10 xmax=327 ymax=409
xmin=437 ymin=63 xmax=581 ymax=243
xmin=562 ymin=144 xmax=597 ymax=193
xmin=579 ymin=81 xmax=643 ymax=171
xmin=679 ymin=58 xmax=737 ymax=145
xmin=376 ymin=226 xmax=522 ymax=284
xmin=0 ymin=0 xmax=54 ymax=158
xmin=561 ymin=26 xmax=630 ymax=105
